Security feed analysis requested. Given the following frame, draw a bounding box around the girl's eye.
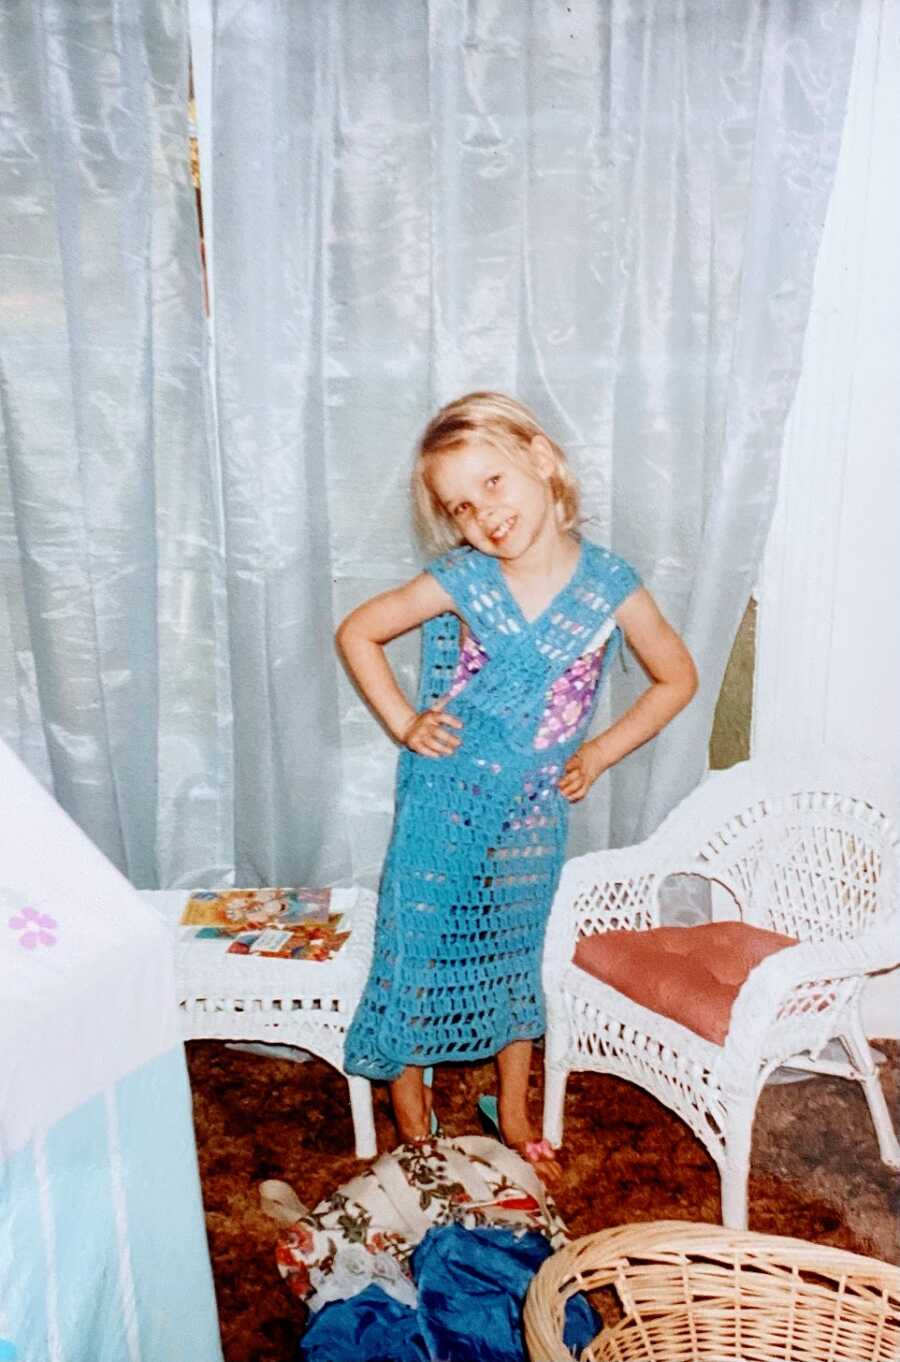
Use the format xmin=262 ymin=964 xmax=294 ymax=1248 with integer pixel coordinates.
xmin=453 ymin=502 xmax=471 ymax=518
xmin=486 ymin=474 xmax=501 ymax=489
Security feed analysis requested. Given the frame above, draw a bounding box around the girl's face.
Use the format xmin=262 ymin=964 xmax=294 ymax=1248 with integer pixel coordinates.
xmin=427 ymin=439 xmax=557 ymax=560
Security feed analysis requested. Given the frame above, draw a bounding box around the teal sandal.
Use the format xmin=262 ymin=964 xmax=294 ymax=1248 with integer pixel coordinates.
xmin=424 ymin=1066 xmax=441 ymax=1136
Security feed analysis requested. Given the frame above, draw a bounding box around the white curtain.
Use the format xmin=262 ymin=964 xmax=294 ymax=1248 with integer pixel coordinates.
xmin=0 ymin=0 xmax=859 ymax=887
xmin=0 ymin=0 xmax=232 ymax=887
xmin=203 ymin=0 xmax=859 ymax=884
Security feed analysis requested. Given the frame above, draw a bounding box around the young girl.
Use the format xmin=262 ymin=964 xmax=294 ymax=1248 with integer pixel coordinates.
xmin=339 ymin=392 xmax=696 ymax=1182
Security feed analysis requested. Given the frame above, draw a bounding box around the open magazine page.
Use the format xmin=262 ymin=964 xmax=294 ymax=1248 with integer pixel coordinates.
xmin=180 ymin=887 xmax=349 ymax=960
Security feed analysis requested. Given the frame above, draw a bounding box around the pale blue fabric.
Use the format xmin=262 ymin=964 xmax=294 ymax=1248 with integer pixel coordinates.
xmin=345 ymin=540 xmax=638 ymax=1079
xmin=2 ymin=1049 xmax=221 ymax=1362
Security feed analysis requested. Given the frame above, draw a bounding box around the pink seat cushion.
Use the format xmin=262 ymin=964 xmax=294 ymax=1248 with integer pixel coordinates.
xmin=572 ymin=921 xmax=798 ymax=1046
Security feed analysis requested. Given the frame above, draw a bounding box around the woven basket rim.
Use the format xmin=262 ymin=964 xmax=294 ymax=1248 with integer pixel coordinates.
xmin=524 ymin=1221 xmax=900 ymax=1362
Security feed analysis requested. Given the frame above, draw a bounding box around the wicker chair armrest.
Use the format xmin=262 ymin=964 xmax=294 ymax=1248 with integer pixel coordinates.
xmin=543 ymin=837 xmax=753 ymax=972
xmin=543 ymin=844 xmax=669 ymax=973
xmin=721 ymin=919 xmax=900 ymax=1074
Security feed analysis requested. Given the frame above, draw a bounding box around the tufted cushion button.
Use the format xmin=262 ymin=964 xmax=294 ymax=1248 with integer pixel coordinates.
xmin=572 ymin=921 xmax=798 ymax=1045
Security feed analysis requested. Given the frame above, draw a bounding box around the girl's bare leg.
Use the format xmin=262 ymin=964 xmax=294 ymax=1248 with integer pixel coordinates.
xmin=389 ymin=1065 xmax=430 ymax=1143
xmin=496 ymin=1039 xmax=535 ymax=1143
xmin=496 ymin=1039 xmax=562 ymax=1184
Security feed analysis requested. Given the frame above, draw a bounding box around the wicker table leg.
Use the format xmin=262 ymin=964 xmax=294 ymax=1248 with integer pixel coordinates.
xmin=347 ymin=1074 xmax=377 ymax=1159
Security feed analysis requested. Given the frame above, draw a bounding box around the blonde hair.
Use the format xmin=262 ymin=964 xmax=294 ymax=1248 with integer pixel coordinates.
xmin=412 ymin=391 xmax=580 ymax=551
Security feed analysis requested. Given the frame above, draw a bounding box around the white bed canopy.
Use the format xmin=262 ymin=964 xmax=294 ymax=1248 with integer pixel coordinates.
xmin=0 ymin=738 xmax=221 ymax=1362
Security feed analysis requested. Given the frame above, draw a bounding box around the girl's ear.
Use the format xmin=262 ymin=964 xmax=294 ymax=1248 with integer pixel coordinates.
xmin=529 ymin=434 xmax=557 ymax=480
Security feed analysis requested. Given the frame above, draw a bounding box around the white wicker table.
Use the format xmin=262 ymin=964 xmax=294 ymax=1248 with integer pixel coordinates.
xmin=141 ymin=887 xmax=378 ymax=1159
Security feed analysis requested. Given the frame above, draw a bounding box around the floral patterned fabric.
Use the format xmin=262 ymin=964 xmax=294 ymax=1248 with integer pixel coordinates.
xmin=276 ymin=1136 xmax=569 ymax=1309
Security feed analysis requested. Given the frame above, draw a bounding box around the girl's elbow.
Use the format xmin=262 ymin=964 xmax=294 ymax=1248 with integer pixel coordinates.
xmin=662 ymin=653 xmax=698 ymax=713
xmin=335 ymin=613 xmax=357 ymax=655
xmin=336 ymin=611 xmax=381 ymax=657
xmin=680 ymin=657 xmax=699 ymax=707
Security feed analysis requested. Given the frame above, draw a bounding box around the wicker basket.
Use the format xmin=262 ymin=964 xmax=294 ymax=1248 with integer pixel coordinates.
xmin=523 ymin=1221 xmax=900 ymax=1361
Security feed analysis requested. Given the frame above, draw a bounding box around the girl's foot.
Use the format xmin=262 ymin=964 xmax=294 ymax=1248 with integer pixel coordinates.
xmin=390 ymin=1065 xmax=440 ymax=1144
xmin=503 ymin=1127 xmax=562 ymax=1187
xmin=480 ymin=1095 xmax=563 ymax=1187
xmin=395 ymin=1109 xmax=431 ymax=1145
xmin=511 ymin=1137 xmax=562 ymax=1186
xmin=400 ymin=1092 xmax=439 ymax=1144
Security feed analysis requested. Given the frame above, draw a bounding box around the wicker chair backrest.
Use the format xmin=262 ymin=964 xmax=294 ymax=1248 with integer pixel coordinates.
xmin=695 ymin=793 xmax=899 ymax=940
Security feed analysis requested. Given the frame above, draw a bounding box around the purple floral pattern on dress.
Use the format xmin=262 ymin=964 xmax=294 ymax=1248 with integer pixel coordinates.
xmin=533 ymin=643 xmax=608 ymax=749
xmin=446 ymin=635 xmax=608 ymax=750
xmin=8 ymin=905 xmax=59 ymax=950
xmin=446 ymin=634 xmax=488 ymax=699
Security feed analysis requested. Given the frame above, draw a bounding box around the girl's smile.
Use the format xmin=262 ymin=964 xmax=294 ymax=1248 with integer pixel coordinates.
xmin=427 ymin=442 xmax=556 ymax=562
xmin=488 ymin=514 xmax=516 ymax=543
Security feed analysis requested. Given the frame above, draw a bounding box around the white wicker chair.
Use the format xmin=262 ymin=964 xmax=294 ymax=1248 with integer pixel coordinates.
xmin=542 ymin=755 xmax=900 ymax=1229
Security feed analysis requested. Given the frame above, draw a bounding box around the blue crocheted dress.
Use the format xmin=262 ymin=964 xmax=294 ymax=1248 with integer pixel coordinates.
xmin=344 ymin=538 xmax=640 ymax=1080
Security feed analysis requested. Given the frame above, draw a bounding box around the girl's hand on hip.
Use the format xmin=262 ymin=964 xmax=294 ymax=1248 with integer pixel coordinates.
xmin=558 ymin=741 xmax=606 ymax=802
xmin=401 ymin=704 xmax=463 ymax=758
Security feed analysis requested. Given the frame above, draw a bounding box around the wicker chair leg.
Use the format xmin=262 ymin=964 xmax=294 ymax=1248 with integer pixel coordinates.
xmin=720 ymin=1160 xmax=749 ymax=1231
xmin=348 ymin=1074 xmax=377 ymax=1159
xmin=843 ymin=1013 xmax=900 ymax=1169
xmin=720 ymin=1115 xmax=752 ymax=1229
xmin=542 ymin=1059 xmax=569 ymax=1149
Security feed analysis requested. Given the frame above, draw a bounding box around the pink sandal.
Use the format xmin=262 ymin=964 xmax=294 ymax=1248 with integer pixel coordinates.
xmin=511 ymin=1137 xmax=563 ymax=1187
xmin=478 ymin=1096 xmax=563 ymax=1186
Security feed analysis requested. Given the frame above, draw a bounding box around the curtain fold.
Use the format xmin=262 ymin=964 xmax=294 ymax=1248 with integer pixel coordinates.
xmin=209 ymin=2 xmax=352 ymax=885
xmin=0 ymin=0 xmax=230 ymax=887
xmin=618 ymin=0 xmax=865 ymax=838
xmin=0 ymin=0 xmax=859 ymax=887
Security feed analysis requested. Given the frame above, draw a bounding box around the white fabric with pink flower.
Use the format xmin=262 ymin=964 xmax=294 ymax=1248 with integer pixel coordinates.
xmin=7 ymin=903 xmax=59 ymax=950
xmin=0 ymin=738 xmax=179 ymax=1154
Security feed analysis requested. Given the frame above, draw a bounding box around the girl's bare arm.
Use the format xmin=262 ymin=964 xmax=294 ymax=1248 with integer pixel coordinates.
xmin=559 ymin=587 xmax=698 ymax=801
xmin=336 ymin=573 xmax=462 ymax=753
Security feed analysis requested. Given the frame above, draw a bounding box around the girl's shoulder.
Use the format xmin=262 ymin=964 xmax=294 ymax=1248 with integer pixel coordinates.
xmin=579 ymin=537 xmax=642 ymax=610
xmin=423 ymin=539 xmax=642 ymax=610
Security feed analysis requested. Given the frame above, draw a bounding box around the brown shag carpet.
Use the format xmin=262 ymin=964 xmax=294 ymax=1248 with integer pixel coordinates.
xmin=187 ymin=1039 xmax=900 ymax=1362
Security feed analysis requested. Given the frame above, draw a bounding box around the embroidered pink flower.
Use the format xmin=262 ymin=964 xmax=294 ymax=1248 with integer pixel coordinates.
xmin=8 ymin=905 xmax=58 ymax=950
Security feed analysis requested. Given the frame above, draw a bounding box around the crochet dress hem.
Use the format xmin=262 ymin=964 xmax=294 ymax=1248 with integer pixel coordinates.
xmin=344 ymin=1023 xmax=548 ymax=1082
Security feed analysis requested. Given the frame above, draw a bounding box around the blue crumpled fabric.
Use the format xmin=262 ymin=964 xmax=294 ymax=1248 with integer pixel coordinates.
xmin=299 ymin=1224 xmax=599 ymax=1362
xmin=298 ymin=1286 xmax=430 ymax=1362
